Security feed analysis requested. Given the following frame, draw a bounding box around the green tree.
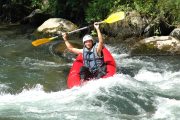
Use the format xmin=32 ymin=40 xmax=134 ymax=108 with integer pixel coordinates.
xmin=157 ymin=0 xmax=180 ymax=24
xmin=85 ymin=0 xmax=115 ymax=23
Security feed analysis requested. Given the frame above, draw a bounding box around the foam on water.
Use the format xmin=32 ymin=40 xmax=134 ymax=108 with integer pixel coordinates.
xmin=21 ymin=57 xmax=72 ymax=69
xmin=0 ymin=84 xmax=9 ymax=93
xmin=0 ymin=32 xmax=180 ymax=120
xmin=0 ymin=64 xmax=180 ymax=120
xmin=153 ymin=97 xmax=180 ymax=119
xmin=134 ymin=69 xmax=180 ymax=92
xmin=0 ymin=74 xmax=157 ymax=119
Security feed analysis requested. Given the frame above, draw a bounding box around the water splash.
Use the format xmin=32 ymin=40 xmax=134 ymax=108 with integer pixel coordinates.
xmin=0 ymin=74 xmax=158 ymax=119
xmin=0 ymin=24 xmax=180 ymax=119
xmin=153 ymin=97 xmax=180 ymax=119
xmin=21 ymin=57 xmax=72 ymax=69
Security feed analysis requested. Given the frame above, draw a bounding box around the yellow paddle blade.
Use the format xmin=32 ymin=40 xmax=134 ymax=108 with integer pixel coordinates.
xmin=103 ymin=11 xmax=125 ymax=23
xmin=32 ymin=36 xmax=58 ymax=46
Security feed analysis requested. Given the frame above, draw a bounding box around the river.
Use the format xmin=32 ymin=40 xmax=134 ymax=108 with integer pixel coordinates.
xmin=0 ymin=24 xmax=180 ymax=120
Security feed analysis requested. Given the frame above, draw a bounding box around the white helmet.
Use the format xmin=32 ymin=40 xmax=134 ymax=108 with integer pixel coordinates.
xmin=83 ymin=34 xmax=94 ymax=44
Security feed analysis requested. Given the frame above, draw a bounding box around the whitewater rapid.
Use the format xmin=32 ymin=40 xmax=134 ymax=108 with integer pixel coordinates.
xmin=0 ymin=24 xmax=180 ymax=119
xmin=0 ymin=49 xmax=180 ymax=120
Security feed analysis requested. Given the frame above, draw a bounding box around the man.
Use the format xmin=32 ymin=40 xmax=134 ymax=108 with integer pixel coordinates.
xmin=62 ymin=22 xmax=106 ymax=80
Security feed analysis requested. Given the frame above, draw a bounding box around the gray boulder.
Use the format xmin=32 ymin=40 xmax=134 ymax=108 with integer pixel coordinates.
xmin=130 ymin=36 xmax=180 ymax=55
xmin=170 ymin=28 xmax=180 ymax=40
xmin=102 ymin=11 xmax=148 ymax=40
xmin=36 ymin=18 xmax=78 ymax=35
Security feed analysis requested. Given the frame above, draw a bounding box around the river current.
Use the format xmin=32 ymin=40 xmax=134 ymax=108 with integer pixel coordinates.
xmin=0 ymin=24 xmax=180 ymax=120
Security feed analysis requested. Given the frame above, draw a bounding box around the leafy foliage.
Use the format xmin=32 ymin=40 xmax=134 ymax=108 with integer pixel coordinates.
xmin=85 ymin=0 xmax=156 ymax=23
xmin=156 ymin=0 xmax=180 ymax=24
xmin=31 ymin=0 xmax=42 ymax=8
xmin=85 ymin=0 xmax=179 ymax=25
xmin=2 ymin=0 xmax=179 ymax=25
xmin=85 ymin=0 xmax=114 ymax=23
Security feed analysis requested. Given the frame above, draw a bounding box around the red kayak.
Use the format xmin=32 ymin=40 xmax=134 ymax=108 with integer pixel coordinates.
xmin=67 ymin=47 xmax=116 ymax=88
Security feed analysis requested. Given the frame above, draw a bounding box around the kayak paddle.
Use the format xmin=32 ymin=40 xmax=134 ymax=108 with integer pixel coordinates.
xmin=32 ymin=25 xmax=91 ymax=46
xmin=32 ymin=11 xmax=125 ymax=47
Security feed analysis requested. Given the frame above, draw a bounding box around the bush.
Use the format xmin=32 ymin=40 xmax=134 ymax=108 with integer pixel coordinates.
xmin=8 ymin=0 xmax=180 ymax=25
xmin=157 ymin=0 xmax=180 ymax=25
xmin=85 ymin=0 xmax=157 ymax=23
xmin=85 ymin=0 xmax=115 ymax=23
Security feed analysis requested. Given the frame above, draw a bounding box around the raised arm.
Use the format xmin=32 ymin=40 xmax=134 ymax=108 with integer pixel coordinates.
xmin=94 ymin=22 xmax=104 ymax=56
xmin=62 ymin=33 xmax=82 ymax=54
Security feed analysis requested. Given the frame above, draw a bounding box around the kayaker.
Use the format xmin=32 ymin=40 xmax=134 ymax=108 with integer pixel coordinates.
xmin=62 ymin=22 xmax=106 ymax=81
